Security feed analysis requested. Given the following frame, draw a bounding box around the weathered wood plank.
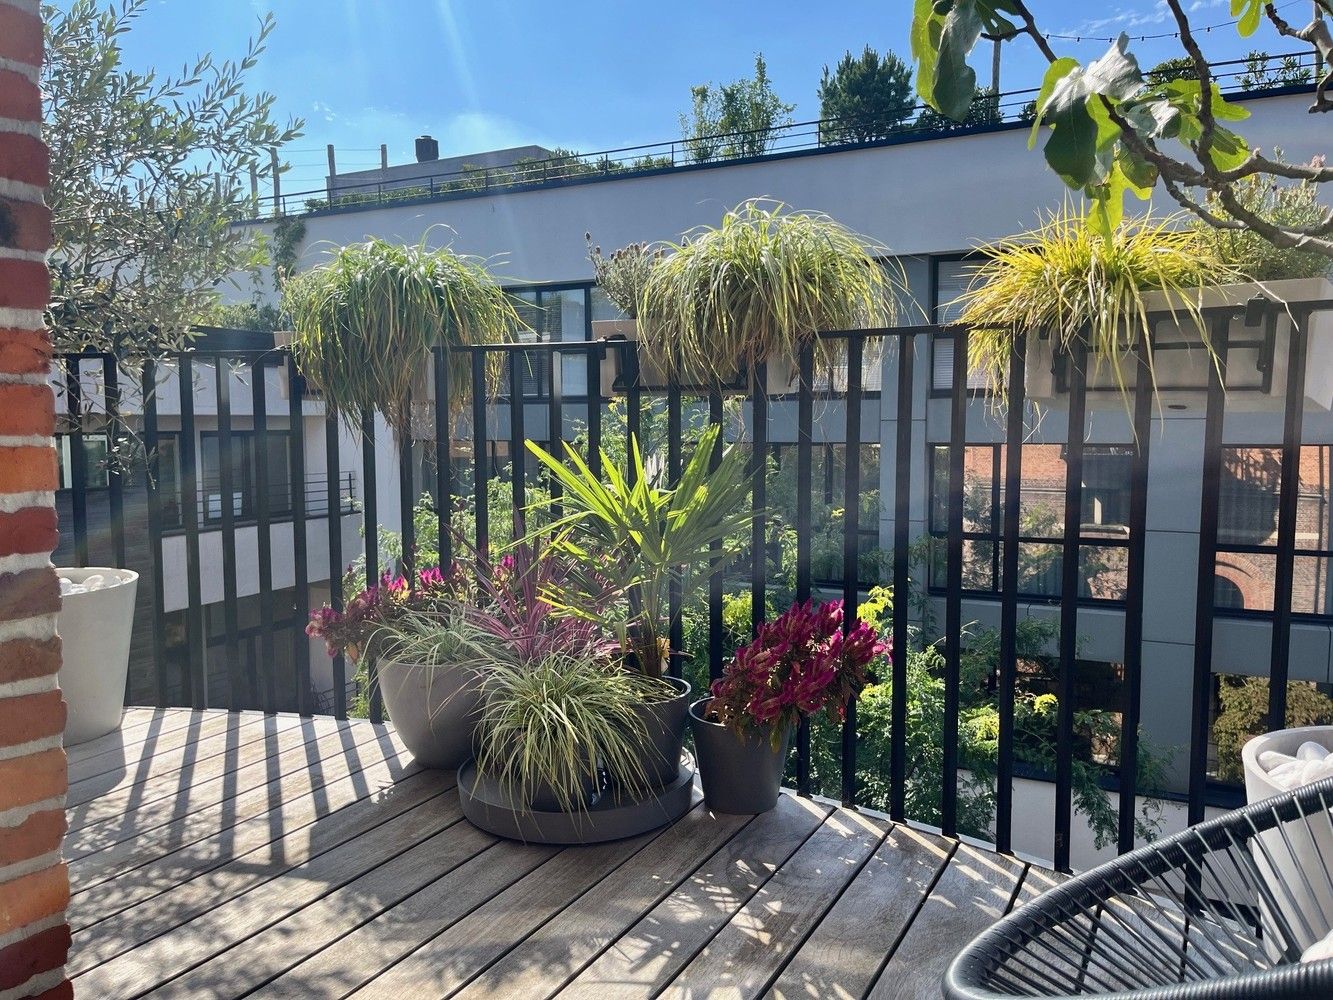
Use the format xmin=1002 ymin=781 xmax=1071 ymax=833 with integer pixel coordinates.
xmin=453 ymin=792 xmax=765 ymax=1000
xmin=67 ymin=742 xmax=423 ymax=933
xmin=67 ymin=711 xmax=303 ymax=820
xmin=268 ymin=837 xmax=559 ymax=997
xmin=555 ymin=793 xmax=831 ymax=1000
xmin=66 ymin=715 xmax=353 ymax=861
xmin=65 ymin=708 xmax=192 ymax=766
xmin=67 ymin=765 xmax=440 ymax=968
xmin=662 ymin=808 xmax=888 ymax=1000
xmin=152 ymin=818 xmax=497 ymax=997
xmin=350 ymin=803 xmax=710 ymax=1000
xmin=864 ymin=843 xmax=1025 ymax=1000
xmin=65 ymin=709 xmax=207 ymax=781
xmin=72 ymin=789 xmax=465 ymax=998
xmin=766 ymin=824 xmax=954 ymax=1000
xmin=68 ymin=720 xmax=405 ymax=891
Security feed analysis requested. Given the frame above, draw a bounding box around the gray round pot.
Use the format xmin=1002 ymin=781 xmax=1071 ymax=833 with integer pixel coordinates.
xmin=526 ymin=768 xmax=601 ymax=813
xmin=630 ymin=676 xmax=692 ymax=788
xmin=689 ymin=697 xmax=792 ymax=814
xmin=376 ymin=658 xmax=482 ymax=770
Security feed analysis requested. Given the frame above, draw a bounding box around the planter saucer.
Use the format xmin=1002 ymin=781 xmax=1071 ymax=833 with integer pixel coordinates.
xmin=457 ymin=754 xmax=696 ymax=845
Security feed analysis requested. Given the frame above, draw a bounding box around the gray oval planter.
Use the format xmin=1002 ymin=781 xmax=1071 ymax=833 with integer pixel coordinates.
xmin=630 ymin=676 xmax=692 ymax=788
xmin=376 ymin=658 xmax=481 ymax=770
xmin=689 ymin=697 xmax=792 ymax=814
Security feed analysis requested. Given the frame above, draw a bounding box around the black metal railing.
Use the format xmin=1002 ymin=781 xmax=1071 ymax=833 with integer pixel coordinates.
xmin=54 ymin=292 xmax=1333 ymax=871
xmin=250 ymin=52 xmax=1318 ymax=219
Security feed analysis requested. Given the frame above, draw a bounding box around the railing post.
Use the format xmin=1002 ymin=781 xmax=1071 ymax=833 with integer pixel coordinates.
xmin=796 ymin=344 xmax=814 ymax=797
xmin=942 ymin=328 xmax=969 ymax=838
xmin=1055 ymin=334 xmax=1089 ymax=873
xmin=841 ymin=338 xmax=863 ymax=809
xmin=889 ymin=333 xmax=914 ymax=821
xmin=287 ymin=355 xmax=311 ymax=715
xmin=996 ymin=333 xmax=1027 ymax=855
xmin=251 ymin=357 xmax=276 ymax=714
xmin=178 ymin=356 xmax=205 ymax=708
xmin=142 ymin=361 xmax=170 ymax=707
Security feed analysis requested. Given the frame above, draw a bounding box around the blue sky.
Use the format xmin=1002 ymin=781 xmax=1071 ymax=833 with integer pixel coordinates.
xmin=116 ymin=0 xmax=1300 ymax=199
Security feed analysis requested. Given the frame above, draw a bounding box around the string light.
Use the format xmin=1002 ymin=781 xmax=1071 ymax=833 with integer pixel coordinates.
xmin=1044 ymin=0 xmax=1302 ymax=44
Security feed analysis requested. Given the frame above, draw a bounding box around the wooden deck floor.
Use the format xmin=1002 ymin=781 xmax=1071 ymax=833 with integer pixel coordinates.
xmin=65 ymin=708 xmax=1063 ymax=999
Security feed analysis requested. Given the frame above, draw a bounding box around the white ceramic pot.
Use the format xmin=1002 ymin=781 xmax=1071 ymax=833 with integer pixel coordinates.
xmin=57 ymin=567 xmax=139 ymax=745
xmin=1242 ymin=725 xmax=1333 ymax=958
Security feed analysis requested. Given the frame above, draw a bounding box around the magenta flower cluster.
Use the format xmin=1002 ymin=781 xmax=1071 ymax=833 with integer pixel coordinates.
xmin=710 ymin=599 xmax=883 ymax=738
xmin=306 ymin=565 xmax=458 ymax=661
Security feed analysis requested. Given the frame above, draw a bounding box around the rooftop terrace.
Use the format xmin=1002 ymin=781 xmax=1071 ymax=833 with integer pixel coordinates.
xmin=67 ymin=708 xmax=1063 ymax=999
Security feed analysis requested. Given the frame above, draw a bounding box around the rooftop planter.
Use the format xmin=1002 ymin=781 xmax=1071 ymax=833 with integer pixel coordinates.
xmin=597 ymin=200 xmax=896 ymax=395
xmin=958 ymin=190 xmax=1333 ymax=415
xmin=281 ymin=236 xmax=519 ymax=437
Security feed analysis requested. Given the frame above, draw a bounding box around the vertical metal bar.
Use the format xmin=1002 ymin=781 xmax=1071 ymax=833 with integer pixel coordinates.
xmin=708 ymin=388 xmax=724 ymax=682
xmin=142 ymin=362 xmax=170 ymax=707
xmin=472 ymin=350 xmax=490 ymax=562
xmin=399 ymin=390 xmax=417 ymax=583
xmin=325 ymin=413 xmax=346 ymax=719
xmin=1189 ymin=320 xmax=1229 ymax=826
xmin=1118 ymin=331 xmax=1154 ymax=854
xmin=102 ymin=356 xmax=126 ymax=570
xmin=1268 ymin=308 xmax=1307 ymax=731
xmin=996 ymin=334 xmax=1028 ymax=854
xmin=547 ymin=343 xmax=563 ymax=517
xmin=508 ymin=352 xmax=526 ymax=537
xmin=890 ymin=332 xmax=914 ymax=821
xmin=178 ymin=356 xmax=205 ymax=708
xmin=667 ymin=384 xmax=683 ymax=680
xmin=1055 ymin=335 xmax=1089 ymax=873
xmin=64 ymin=357 xmax=89 ymax=566
xmin=433 ymin=346 xmax=451 ymax=566
xmin=251 ymin=358 xmax=276 ymax=715
xmin=215 ymin=361 xmax=243 ymax=710
xmin=942 ymin=329 xmax=969 ymax=838
xmin=361 ymin=413 xmax=379 ymax=586
xmin=625 ymin=342 xmax=642 ymax=480
xmin=751 ymin=362 xmax=768 ymax=636
xmin=841 ymin=338 xmax=864 ymax=808
xmin=796 ymin=343 xmax=815 ymax=796
xmin=361 ymin=410 xmax=382 ymax=724
xmin=288 ymin=356 xmax=311 ymax=715
xmin=586 ymin=345 xmax=602 ymax=479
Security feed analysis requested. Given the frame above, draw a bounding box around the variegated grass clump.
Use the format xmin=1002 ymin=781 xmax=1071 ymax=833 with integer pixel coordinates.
xmin=283 ymin=235 xmax=519 ymax=435
xmin=954 ymin=208 xmax=1243 ymax=404
xmin=637 ymin=199 xmax=898 ymax=387
xmin=474 ymin=654 xmax=672 ymax=814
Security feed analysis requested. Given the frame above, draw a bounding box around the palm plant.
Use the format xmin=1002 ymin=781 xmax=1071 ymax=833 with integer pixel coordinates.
xmin=282 ymin=235 xmax=519 ymax=435
xmin=954 ymin=207 xmax=1242 ymax=406
xmin=636 ymin=199 xmax=897 ymax=387
xmin=526 ymin=424 xmax=756 ymax=679
xmin=474 ymin=653 xmax=665 ymax=813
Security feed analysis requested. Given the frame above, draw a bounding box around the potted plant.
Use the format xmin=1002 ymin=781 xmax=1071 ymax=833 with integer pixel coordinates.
xmin=956 ymin=171 xmax=1332 ymax=413
xmin=635 ymin=199 xmax=897 ymax=394
xmin=526 ymin=424 xmax=756 ymax=786
xmin=282 ymin=235 xmax=519 ymax=437
xmin=691 ymin=598 xmax=881 ymax=814
xmin=307 ymin=564 xmax=482 ymax=769
xmin=585 ymin=234 xmax=667 ymax=395
xmin=58 ymin=568 xmax=139 ymax=744
xmin=473 ymin=653 xmax=670 ymax=813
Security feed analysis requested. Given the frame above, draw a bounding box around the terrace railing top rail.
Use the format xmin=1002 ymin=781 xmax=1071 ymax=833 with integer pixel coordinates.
xmin=239 ymin=51 xmax=1317 ymax=221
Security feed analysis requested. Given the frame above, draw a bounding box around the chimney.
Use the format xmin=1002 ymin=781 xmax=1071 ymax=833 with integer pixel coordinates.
xmin=415 ymin=135 xmax=439 ymax=163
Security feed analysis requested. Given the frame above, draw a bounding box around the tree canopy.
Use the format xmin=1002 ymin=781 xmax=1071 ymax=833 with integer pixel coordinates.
xmin=818 ymin=46 xmax=916 ymax=143
xmin=909 ymin=0 xmax=1333 ymax=255
xmin=679 ymin=53 xmax=795 ymax=162
xmin=43 ymin=0 xmax=302 ymax=359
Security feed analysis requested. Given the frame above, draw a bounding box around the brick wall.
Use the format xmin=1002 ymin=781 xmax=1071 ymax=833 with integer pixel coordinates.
xmin=0 ymin=0 xmax=72 ymax=998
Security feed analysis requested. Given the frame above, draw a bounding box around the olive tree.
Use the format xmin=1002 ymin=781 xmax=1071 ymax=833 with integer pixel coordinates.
xmin=44 ymin=0 xmax=302 ymax=359
xmin=909 ymin=0 xmax=1333 ymax=253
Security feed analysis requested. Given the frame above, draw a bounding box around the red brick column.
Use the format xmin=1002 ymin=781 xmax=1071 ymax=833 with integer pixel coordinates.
xmin=0 ymin=0 xmax=72 ymax=997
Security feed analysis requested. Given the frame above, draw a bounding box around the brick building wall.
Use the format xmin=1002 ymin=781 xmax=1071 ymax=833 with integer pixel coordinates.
xmin=0 ymin=1 xmax=72 ymax=997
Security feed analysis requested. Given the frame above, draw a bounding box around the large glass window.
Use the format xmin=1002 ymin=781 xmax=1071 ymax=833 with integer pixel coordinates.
xmin=1215 ymin=445 xmax=1333 ymax=615
xmin=927 ymin=443 xmax=1132 ymax=601
xmin=199 ymin=430 xmax=293 ymax=524
xmin=56 ymin=433 xmax=110 ymax=490
xmin=504 ymin=284 xmax=593 ymax=399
